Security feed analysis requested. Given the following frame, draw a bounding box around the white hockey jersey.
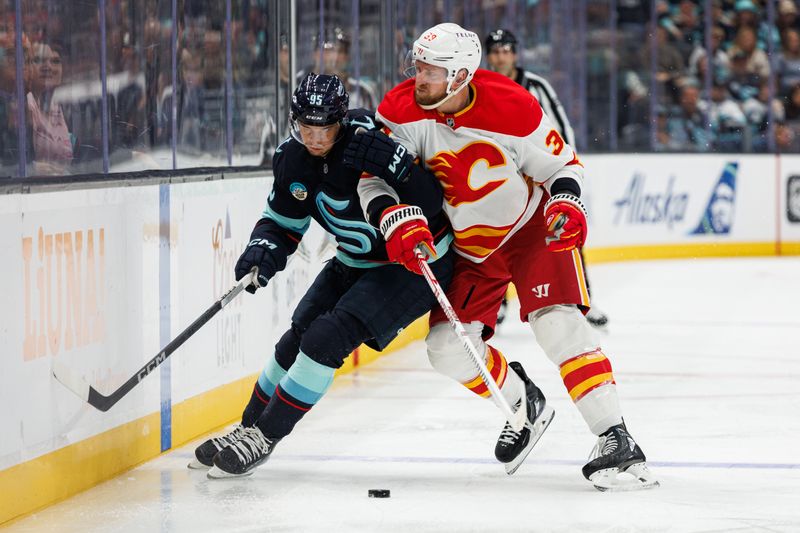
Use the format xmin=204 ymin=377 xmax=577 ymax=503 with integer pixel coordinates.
xmin=359 ymin=69 xmax=584 ymax=263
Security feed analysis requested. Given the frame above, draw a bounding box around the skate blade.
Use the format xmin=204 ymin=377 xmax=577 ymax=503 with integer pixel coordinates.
xmin=505 ymin=405 xmax=555 ymax=476
xmin=207 ymin=465 xmax=254 ymax=479
xmin=590 ymin=462 xmax=660 ymax=492
xmin=187 ymin=458 xmax=212 ymax=470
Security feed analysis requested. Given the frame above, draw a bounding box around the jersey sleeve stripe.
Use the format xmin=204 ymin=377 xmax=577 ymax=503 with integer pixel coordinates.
xmin=261 ymin=203 xmax=311 ymax=235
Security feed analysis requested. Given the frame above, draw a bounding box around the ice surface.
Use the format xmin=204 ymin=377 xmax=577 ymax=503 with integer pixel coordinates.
xmin=6 ymin=257 xmax=800 ymax=532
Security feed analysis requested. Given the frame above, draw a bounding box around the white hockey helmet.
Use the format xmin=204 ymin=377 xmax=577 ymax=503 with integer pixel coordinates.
xmin=412 ymin=23 xmax=482 ymax=109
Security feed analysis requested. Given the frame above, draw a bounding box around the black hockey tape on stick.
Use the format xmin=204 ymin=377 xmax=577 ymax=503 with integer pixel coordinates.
xmin=52 ymin=268 xmax=259 ymax=412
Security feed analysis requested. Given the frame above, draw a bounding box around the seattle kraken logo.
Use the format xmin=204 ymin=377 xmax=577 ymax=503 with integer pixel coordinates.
xmin=690 ymin=162 xmax=738 ymax=235
xmin=316 ymin=192 xmax=377 ymax=254
xmin=290 ymin=182 xmax=308 ymax=200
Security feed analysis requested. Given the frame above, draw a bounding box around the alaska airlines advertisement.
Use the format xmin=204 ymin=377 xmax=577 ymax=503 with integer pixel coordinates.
xmin=581 ymin=155 xmax=776 ymax=249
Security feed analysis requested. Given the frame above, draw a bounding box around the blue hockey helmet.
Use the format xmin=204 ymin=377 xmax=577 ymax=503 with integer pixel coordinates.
xmin=291 ymin=72 xmax=349 ymax=127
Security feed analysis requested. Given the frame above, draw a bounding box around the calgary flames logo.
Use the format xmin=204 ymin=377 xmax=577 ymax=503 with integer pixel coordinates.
xmin=426 ymin=141 xmax=508 ymax=207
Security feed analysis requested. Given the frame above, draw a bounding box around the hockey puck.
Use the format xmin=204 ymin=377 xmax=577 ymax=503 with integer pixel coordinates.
xmin=368 ymin=489 xmax=390 ymax=498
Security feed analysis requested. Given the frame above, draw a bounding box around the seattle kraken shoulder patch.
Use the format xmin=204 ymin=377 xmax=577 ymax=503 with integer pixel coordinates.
xmin=290 ymin=182 xmax=308 ymax=201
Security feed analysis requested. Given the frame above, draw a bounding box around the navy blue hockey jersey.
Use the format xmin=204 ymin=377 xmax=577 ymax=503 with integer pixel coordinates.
xmin=252 ymin=110 xmax=452 ymax=271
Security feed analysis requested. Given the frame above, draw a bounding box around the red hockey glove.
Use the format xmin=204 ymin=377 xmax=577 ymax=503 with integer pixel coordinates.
xmin=379 ymin=204 xmax=437 ymax=274
xmin=544 ymin=193 xmax=588 ymax=252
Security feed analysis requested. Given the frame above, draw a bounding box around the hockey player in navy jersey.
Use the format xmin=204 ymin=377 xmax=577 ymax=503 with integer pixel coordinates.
xmin=191 ymin=73 xmax=455 ymax=478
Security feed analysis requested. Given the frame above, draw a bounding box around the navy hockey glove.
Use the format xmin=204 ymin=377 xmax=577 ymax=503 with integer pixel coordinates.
xmin=235 ymin=236 xmax=279 ymax=294
xmin=343 ymin=130 xmax=414 ymax=186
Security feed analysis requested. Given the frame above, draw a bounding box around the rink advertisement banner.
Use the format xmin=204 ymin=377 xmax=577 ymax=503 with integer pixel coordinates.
xmin=580 ymin=154 xmax=782 ymax=260
xmin=0 ymin=176 xmax=328 ymax=468
xmin=776 ymin=155 xmax=800 ymax=250
xmin=0 ymin=175 xmax=331 ymax=523
xmin=0 ymin=186 xmax=160 ymax=467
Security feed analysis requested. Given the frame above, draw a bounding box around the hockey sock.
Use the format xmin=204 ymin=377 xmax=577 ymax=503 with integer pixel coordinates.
xmin=241 ymin=355 xmax=290 ymax=427
xmin=255 ymin=352 xmax=335 ymax=439
xmin=461 ymin=345 xmax=522 ymax=406
xmin=241 ymin=382 xmax=271 ymax=427
xmin=559 ymin=349 xmax=623 ymax=434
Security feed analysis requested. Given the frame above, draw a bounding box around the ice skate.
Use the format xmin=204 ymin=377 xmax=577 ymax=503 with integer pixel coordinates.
xmin=585 ymin=306 xmax=609 ymax=330
xmin=495 ymin=362 xmax=555 ymax=475
xmin=207 ymin=427 xmax=281 ymax=479
xmin=188 ymin=424 xmax=246 ymax=469
xmin=583 ymin=423 xmax=659 ymax=491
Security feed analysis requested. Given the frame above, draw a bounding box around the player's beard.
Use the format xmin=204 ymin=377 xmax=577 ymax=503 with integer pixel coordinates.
xmin=415 ymin=84 xmax=447 ymax=107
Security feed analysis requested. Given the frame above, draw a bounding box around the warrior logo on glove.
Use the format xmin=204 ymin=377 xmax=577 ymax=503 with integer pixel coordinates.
xmin=379 ymin=204 xmax=437 ymax=274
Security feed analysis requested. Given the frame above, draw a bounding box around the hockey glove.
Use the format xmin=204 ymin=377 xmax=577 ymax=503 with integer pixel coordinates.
xmin=343 ymin=130 xmax=414 ymax=186
xmin=379 ymin=204 xmax=437 ymax=275
xmin=234 ymin=235 xmax=279 ymax=293
xmin=544 ymin=193 xmax=588 ymax=252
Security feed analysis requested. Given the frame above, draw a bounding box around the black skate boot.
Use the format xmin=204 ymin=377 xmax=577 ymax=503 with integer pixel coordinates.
xmin=207 ymin=427 xmax=281 ymax=479
xmin=188 ymin=424 xmax=246 ymax=469
xmin=583 ymin=423 xmax=659 ymax=491
xmin=495 ymin=362 xmax=555 ymax=475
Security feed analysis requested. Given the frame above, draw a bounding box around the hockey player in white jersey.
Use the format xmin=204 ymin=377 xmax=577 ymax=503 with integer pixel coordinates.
xmin=485 ymin=28 xmax=608 ymax=330
xmin=345 ymin=23 xmax=657 ymax=491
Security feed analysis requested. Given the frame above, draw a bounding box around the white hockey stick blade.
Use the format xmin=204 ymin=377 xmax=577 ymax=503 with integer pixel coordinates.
xmin=52 ymin=360 xmax=91 ymax=402
xmin=590 ymin=462 xmax=660 ymax=492
xmin=505 ymin=405 xmax=555 ymax=476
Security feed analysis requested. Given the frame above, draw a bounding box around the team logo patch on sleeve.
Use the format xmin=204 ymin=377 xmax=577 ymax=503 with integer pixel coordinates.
xmin=290 ymin=182 xmax=308 ymax=200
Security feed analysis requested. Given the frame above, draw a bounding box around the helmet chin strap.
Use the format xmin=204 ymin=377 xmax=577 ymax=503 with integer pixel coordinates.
xmin=418 ymin=77 xmax=470 ymax=111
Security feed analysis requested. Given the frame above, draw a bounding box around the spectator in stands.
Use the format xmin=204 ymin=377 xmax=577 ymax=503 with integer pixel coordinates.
xmin=688 ymin=26 xmax=731 ymax=83
xmin=777 ymin=0 xmax=800 ymax=35
xmin=728 ymin=48 xmax=763 ymax=101
xmin=743 ymin=80 xmax=786 ymax=152
xmin=775 ymin=121 xmax=800 ymax=151
xmin=25 ymin=40 xmax=74 ymax=175
xmin=309 ymin=28 xmax=377 ymax=110
xmin=618 ymin=45 xmax=651 ymax=150
xmin=707 ymin=77 xmax=748 ymax=152
xmin=783 ymin=82 xmax=800 ymax=121
xmin=666 ymin=80 xmax=711 ymax=151
xmin=733 ymin=0 xmax=781 ymax=52
xmin=711 ymin=0 xmax=738 ymax=44
xmin=645 ymin=24 xmax=685 ymax=104
xmin=670 ymin=0 xmax=704 ymax=61
xmin=1 ymin=29 xmax=25 ymax=176
xmin=777 ymin=28 xmax=800 ymax=94
xmin=728 ymin=26 xmax=770 ymax=79
xmin=655 ymin=105 xmax=678 ymax=151
xmin=111 ymin=32 xmax=147 ymax=153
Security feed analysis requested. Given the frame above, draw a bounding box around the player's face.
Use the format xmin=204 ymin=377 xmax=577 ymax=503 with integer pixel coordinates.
xmin=298 ymin=122 xmax=340 ymax=157
xmin=486 ymin=45 xmax=516 ymax=77
xmin=414 ymin=60 xmax=449 ymax=106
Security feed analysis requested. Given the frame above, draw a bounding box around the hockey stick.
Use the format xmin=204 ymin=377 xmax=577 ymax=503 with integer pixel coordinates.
xmin=52 ymin=269 xmax=259 ymax=412
xmin=415 ymin=250 xmax=527 ymax=431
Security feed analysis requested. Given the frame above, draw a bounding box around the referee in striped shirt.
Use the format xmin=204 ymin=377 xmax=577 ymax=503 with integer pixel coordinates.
xmin=485 ymin=28 xmax=608 ymax=330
